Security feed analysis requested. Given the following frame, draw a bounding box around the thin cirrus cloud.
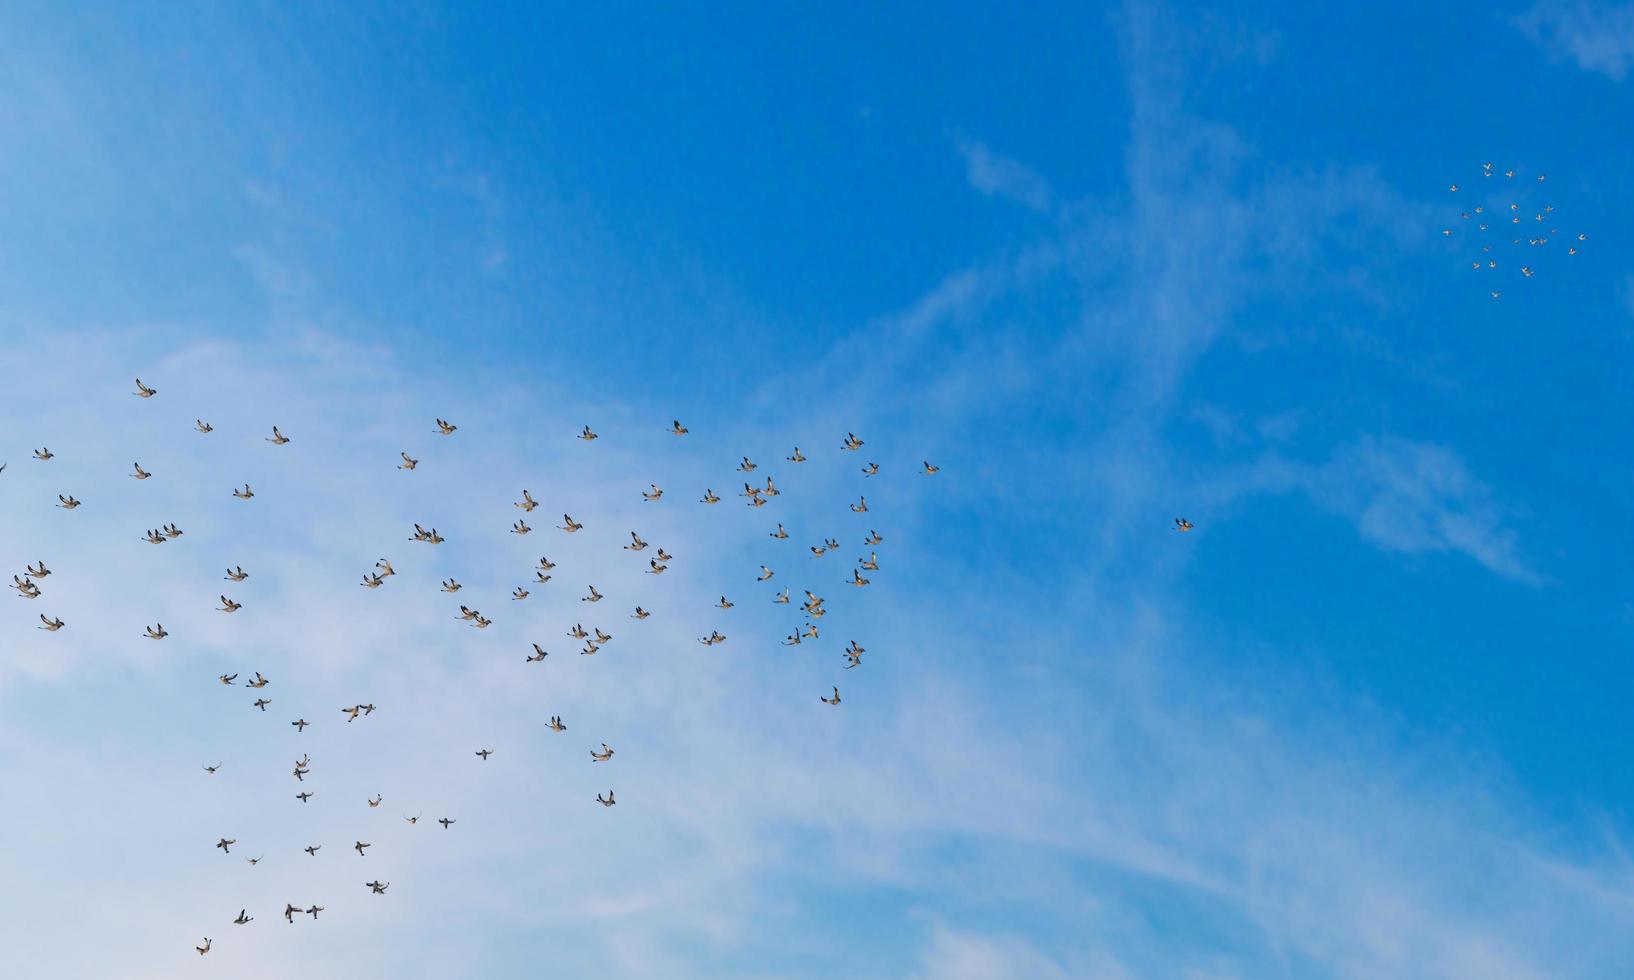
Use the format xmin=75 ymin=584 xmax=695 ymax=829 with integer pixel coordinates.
xmin=1516 ymin=1 xmax=1634 ymax=80
xmin=955 ymin=137 xmax=1056 ymax=214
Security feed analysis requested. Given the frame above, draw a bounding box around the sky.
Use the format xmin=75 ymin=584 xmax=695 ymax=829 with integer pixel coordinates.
xmin=3 ymin=1 xmax=1634 ymax=977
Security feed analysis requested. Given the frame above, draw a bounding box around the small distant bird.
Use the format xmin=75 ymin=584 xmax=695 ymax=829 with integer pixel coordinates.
xmin=717 ymin=596 xmax=734 ymax=609
xmin=771 ymin=524 xmax=788 ymax=539
xmin=266 ymin=426 xmax=290 ymax=445
xmin=538 ymin=556 xmax=557 ymax=571
xmin=56 ymin=494 xmax=80 ymax=509
xmin=367 ymin=880 xmax=390 ymax=894
xmin=862 ymin=462 xmax=879 ymax=476
xmin=626 ymin=532 xmax=648 ymax=551
xmin=671 ymin=419 xmax=689 ymax=435
xmin=196 ymin=419 xmax=213 ymax=433
xmin=225 ymin=566 xmax=249 ymax=581
xmin=218 ymin=595 xmax=242 ymax=613
xmin=642 ymin=484 xmax=663 ymax=502
xmin=647 ymin=559 xmax=667 ymax=575
xmin=216 ymin=837 xmax=236 ymax=854
xmin=923 ymin=461 xmax=940 ymax=474
xmin=512 ymin=587 xmax=530 ymax=601
xmin=559 ymin=514 xmax=583 ymax=532
xmin=698 ymin=631 xmax=726 ymax=646
xmin=758 ymin=566 xmax=775 ymax=581
xmin=821 ymin=687 xmax=841 ymax=705
xmin=196 ymin=938 xmax=211 ymax=956
xmin=580 ymin=424 xmax=598 ymax=441
xmin=145 ymin=624 xmax=168 ymax=640
xmin=342 ymin=705 xmax=361 ymax=721
xmin=441 ymin=578 xmax=462 ymax=592
xmin=219 ymin=673 xmax=238 ymax=685
xmin=354 ymin=841 xmax=371 ymax=856
xmin=738 ymin=457 xmax=758 ymax=472
xmin=292 ymin=718 xmax=308 ymax=732
xmin=842 ymin=432 xmax=864 ymax=451
xmin=304 ymin=846 xmax=320 ymax=857
xmin=787 ymin=447 xmax=806 ymax=463
xmin=535 ymin=570 xmax=552 ymax=584
xmin=285 ymin=903 xmax=301 ymax=922
xmin=698 ymin=487 xmax=721 ymax=505
xmin=232 ymin=483 xmax=253 ymax=499
xmin=38 ymin=614 xmax=64 ymax=631
xmin=404 ymin=815 xmax=420 ymax=825
xmin=850 ymin=496 xmax=868 ymax=513
xmin=204 ymin=763 xmax=220 ymax=774
xmin=527 ymin=643 xmax=548 ymax=662
xmin=399 ymin=452 xmax=418 ymax=470
xmin=582 ymin=585 xmax=603 ymax=603
xmin=632 ymin=607 xmax=650 ymax=619
xmin=435 ymin=418 xmax=457 ymax=435
xmin=656 ymin=547 xmax=673 ymax=562
xmin=475 ymin=749 xmax=493 ymax=761
xmin=253 ymin=698 xmax=271 ymax=711
xmin=512 ymin=520 xmax=531 ymax=535
xmin=591 ymin=743 xmax=614 ymax=762
xmin=361 ymin=572 xmax=385 ymax=589
xmin=516 ymin=489 xmax=538 ymax=512
xmin=439 ymin=817 xmax=455 ymax=829
xmin=1448 ymin=183 xmax=1458 ymax=192
xmin=596 ymin=791 xmax=616 ymax=807
xmin=864 ymin=530 xmax=883 ymax=545
xmin=547 ymin=716 xmax=566 ymax=732
xmin=296 ymin=792 xmax=312 ymax=803
xmin=246 ymin=672 xmax=269 ymax=689
xmin=134 ymin=378 xmax=157 ymax=398
xmin=374 ymin=559 xmax=395 ymax=577
xmin=1173 ymin=518 xmax=1193 ymax=532
xmin=304 ymin=905 xmax=324 ymax=920
xmin=368 ymin=794 xmax=382 ymax=808
xmin=131 ymin=462 xmax=151 ymax=480
xmin=773 ymin=588 xmax=789 ymax=604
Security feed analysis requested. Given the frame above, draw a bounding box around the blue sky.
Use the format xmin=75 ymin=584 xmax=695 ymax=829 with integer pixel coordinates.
xmin=5 ymin=1 xmax=1634 ymax=977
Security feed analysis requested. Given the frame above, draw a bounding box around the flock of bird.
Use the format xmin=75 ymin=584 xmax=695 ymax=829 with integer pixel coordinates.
xmin=5 ymin=379 xmax=952 ymax=958
xmin=1444 ymin=162 xmax=1586 ymax=298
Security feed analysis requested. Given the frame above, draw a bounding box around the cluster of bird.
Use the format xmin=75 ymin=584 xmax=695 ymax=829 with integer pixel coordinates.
xmin=5 ymin=379 xmax=945 ymax=959
xmin=1444 ymin=162 xmax=1587 ymax=298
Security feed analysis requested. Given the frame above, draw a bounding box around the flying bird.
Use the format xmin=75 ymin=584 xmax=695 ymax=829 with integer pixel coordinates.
xmin=516 ymin=489 xmax=538 ymax=511
xmin=232 ymin=483 xmax=254 ymax=499
xmin=56 ymin=494 xmax=80 ymax=509
xmin=131 ymin=462 xmax=151 ymax=480
xmin=399 ymin=452 xmax=418 ymax=470
xmin=821 ymin=687 xmax=842 ymax=705
xmin=134 ymin=378 xmax=157 ymax=398
xmin=435 ymin=418 xmax=458 ymax=435
xmin=196 ymin=420 xmax=213 ymax=433
xmin=266 ymin=426 xmax=290 ymax=445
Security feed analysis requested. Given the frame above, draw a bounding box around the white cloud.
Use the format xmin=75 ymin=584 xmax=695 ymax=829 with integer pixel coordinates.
xmin=956 ymin=138 xmax=1054 ymax=213
xmin=1518 ymin=2 xmax=1634 ymax=80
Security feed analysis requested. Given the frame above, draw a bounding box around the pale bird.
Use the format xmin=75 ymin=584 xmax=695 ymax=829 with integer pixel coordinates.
xmin=266 ymin=426 xmax=290 ymax=445
xmin=516 ymin=489 xmax=538 ymax=511
xmin=787 ymin=447 xmax=806 ymax=463
xmin=512 ymin=520 xmax=532 ymax=535
xmin=225 ymin=566 xmax=249 ymax=581
xmin=399 ymin=452 xmax=418 ymax=470
xmin=442 ymin=578 xmax=461 ymax=592
xmin=580 ymin=424 xmax=598 ymax=441
xmin=57 ymin=494 xmax=80 ymax=509
xmin=558 ymin=514 xmax=583 ymax=532
xmin=671 ymin=419 xmax=688 ymax=435
xmin=642 ymin=484 xmax=663 ymax=502
xmin=38 ymin=614 xmax=64 ymax=631
xmin=842 ymin=432 xmax=864 ymax=450
xmin=196 ymin=420 xmax=213 ymax=433
xmin=33 ymin=448 xmax=52 ymax=460
xmin=145 ymin=623 xmax=168 ymax=640
xmin=132 ymin=462 xmax=151 ymax=480
xmin=821 ymin=687 xmax=841 ymax=705
xmin=232 ymin=483 xmax=253 ymax=499
xmin=134 ymin=378 xmax=157 ymax=397
xmin=701 ymin=488 xmax=721 ymax=504
xmin=626 ymin=532 xmax=648 ymax=551
xmin=591 ymin=743 xmax=615 ymax=762
xmin=435 ymin=418 xmax=458 ymax=435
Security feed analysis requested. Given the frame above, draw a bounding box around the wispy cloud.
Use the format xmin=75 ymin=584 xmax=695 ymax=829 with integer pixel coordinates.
xmin=1517 ymin=2 xmax=1634 ymax=79
xmin=956 ymin=138 xmax=1054 ymax=214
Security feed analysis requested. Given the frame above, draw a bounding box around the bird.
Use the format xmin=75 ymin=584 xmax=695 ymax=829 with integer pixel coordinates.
xmin=848 ymin=569 xmax=870 ymax=587
xmin=246 ymin=856 xmax=261 ymax=866
xmin=441 ymin=578 xmax=462 ymax=592
xmin=579 ymin=424 xmax=598 ymax=441
xmin=38 ymin=614 xmax=64 ymax=631
xmin=547 ymin=716 xmax=566 ymax=732
xmin=131 ymin=462 xmax=151 ymax=480
xmin=647 ymin=559 xmax=667 ymax=575
xmin=527 ymin=643 xmax=549 ymax=662
xmin=134 ymin=378 xmax=157 ymax=398
xmin=512 ymin=520 xmax=532 ymax=535
xmin=218 ymin=595 xmax=242 ymax=613
xmin=367 ymin=880 xmax=390 ymax=894
xmin=224 ymin=565 xmax=249 ymax=582
xmin=699 ymin=631 xmax=726 ymax=646
xmin=354 ymin=841 xmax=371 ymax=856
xmin=810 ymin=543 xmax=829 ymax=558
xmin=700 ymin=488 xmax=721 ymax=504
xmin=404 ymin=814 xmax=420 ymax=825
xmin=671 ymin=419 xmax=689 ymax=435
xmin=475 ymin=749 xmax=493 ymax=761
xmin=145 ymin=623 xmax=168 ymax=640
xmin=850 ymin=496 xmax=868 ymax=513
xmin=642 ymin=484 xmax=664 ymax=502
xmin=842 ymin=432 xmax=864 ymax=451
xmin=738 ymin=457 xmax=758 ymax=472
xmin=435 ymin=418 xmax=458 ymax=435
xmin=862 ymin=462 xmax=879 ymax=476
xmin=204 ymin=763 xmax=220 ymax=774
xmin=773 ymin=588 xmax=790 ymax=604
xmin=196 ymin=420 xmax=213 ymax=433
xmin=516 ymin=489 xmax=538 ymax=512
xmin=626 ymin=532 xmax=648 ymax=551
xmin=24 ymin=561 xmax=48 ymax=578
xmin=821 ymin=687 xmax=841 ymax=705
xmin=56 ymin=494 xmax=80 ymax=509
xmin=535 ymin=570 xmax=552 ymax=584
xmin=592 ymin=743 xmax=614 ymax=762
xmin=559 ymin=514 xmax=583 ymax=532
xmin=296 ymin=792 xmax=313 ymax=803
xmin=771 ymin=524 xmax=789 ymax=539
xmin=582 ymin=585 xmax=604 ymax=603
xmin=717 ymin=595 xmax=734 ymax=609
xmin=632 ymin=607 xmax=650 ymax=619
xmin=266 ymin=426 xmax=290 ymax=445
xmin=361 ymin=572 xmax=385 ymax=588
xmin=163 ymin=522 xmax=183 ymax=537
xmin=787 ymin=447 xmax=806 ymax=463
xmin=399 ymin=451 xmax=419 ymax=470
xmin=33 ymin=448 xmax=52 ymax=461
xmin=12 ymin=575 xmax=40 ymax=599
xmin=219 ymin=673 xmax=238 ymax=685
xmin=285 ymin=903 xmax=300 ymax=922
xmin=763 ymin=477 xmax=780 ymax=497
xmin=439 ymin=817 xmax=456 ymax=829
xmin=758 ymin=566 xmax=775 ymax=581
xmin=143 ymin=529 xmax=166 ymax=544
xmin=342 ymin=705 xmax=361 ymax=721
xmin=1448 ymin=183 xmax=1458 ymax=192
xmin=253 ymin=698 xmax=271 ymax=711
xmin=246 ymin=672 xmax=269 ymax=689
xmin=195 ymin=938 xmax=211 ymax=956
xmin=865 ymin=530 xmax=883 ymax=545
xmin=859 ymin=552 xmax=879 ymax=571
xmin=923 ymin=461 xmax=940 ymax=474
xmin=538 ymin=556 xmax=557 ymax=571
xmin=292 ymin=718 xmax=308 ymax=732
xmin=596 ymin=791 xmax=616 ymax=807
xmin=568 ymin=624 xmax=589 ymax=639
xmin=232 ymin=483 xmax=253 ymax=499
xmin=305 ymin=905 xmax=324 ymax=920
xmin=513 ymin=587 xmax=530 ymax=601
xmin=304 ymin=846 xmax=320 ymax=857
xmin=216 ymin=837 xmax=236 ymax=854
xmin=594 ymin=628 xmax=613 ymax=644
xmin=368 ymin=794 xmax=382 ymax=808
xmin=1174 ymin=518 xmax=1194 ymax=532
xmin=374 ymin=559 xmax=395 ymax=577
